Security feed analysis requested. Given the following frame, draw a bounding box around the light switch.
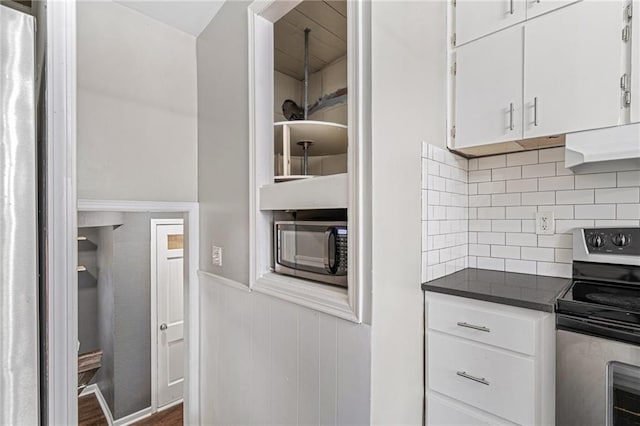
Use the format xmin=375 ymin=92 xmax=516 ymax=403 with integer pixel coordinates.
xmin=212 ymin=245 xmax=222 ymax=266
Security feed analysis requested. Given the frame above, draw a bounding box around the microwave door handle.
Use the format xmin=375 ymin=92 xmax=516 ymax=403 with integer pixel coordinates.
xmin=324 ymin=229 xmax=336 ymax=274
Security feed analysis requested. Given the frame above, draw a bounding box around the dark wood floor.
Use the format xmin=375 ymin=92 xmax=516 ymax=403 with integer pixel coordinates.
xmin=78 ymin=393 xmax=108 ymax=426
xmin=133 ymin=403 xmax=183 ymax=426
xmin=78 ymin=393 xmax=183 ymax=426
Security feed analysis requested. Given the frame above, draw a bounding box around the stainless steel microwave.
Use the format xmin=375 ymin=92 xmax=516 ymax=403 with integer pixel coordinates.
xmin=273 ymin=221 xmax=347 ymax=287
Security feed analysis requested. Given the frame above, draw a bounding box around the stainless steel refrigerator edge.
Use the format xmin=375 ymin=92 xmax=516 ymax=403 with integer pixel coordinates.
xmin=0 ymin=4 xmax=40 ymax=424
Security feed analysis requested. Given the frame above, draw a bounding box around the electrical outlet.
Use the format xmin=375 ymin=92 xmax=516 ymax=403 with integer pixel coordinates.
xmin=536 ymin=211 xmax=555 ymax=235
xmin=211 ymin=245 xmax=222 ymax=266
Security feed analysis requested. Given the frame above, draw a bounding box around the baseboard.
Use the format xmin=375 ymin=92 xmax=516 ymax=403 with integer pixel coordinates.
xmin=80 ymin=384 xmax=114 ymax=426
xmin=159 ymin=398 xmax=184 ymax=412
xmin=113 ymin=407 xmax=153 ymax=426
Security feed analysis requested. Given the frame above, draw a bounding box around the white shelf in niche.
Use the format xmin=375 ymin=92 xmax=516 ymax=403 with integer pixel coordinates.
xmin=260 ymin=173 xmax=348 ymax=210
xmin=274 ymin=120 xmax=347 ymax=156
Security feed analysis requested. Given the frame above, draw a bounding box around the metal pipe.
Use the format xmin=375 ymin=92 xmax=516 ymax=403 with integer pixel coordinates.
xmin=304 ymin=28 xmax=310 ymax=120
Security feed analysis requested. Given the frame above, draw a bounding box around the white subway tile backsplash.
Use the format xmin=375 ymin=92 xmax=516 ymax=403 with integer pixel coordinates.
xmin=538 ymin=147 xmax=565 ymax=163
xmin=556 ymin=190 xmax=594 ymax=205
xmin=478 ymin=207 xmax=505 ymax=219
xmin=506 ymin=206 xmax=537 ymax=219
xmin=575 ymin=173 xmax=617 ymax=189
xmin=618 ymin=204 xmax=640 ymax=219
xmin=555 ymin=220 xmax=595 ymax=234
xmin=538 ymin=176 xmax=574 ymax=191
xmin=469 ymin=220 xmax=492 ymax=232
xmin=618 ymin=171 xmax=640 ymax=187
xmin=469 ymin=170 xmax=492 ymax=183
xmin=522 ymin=191 xmax=556 ymax=205
xmin=537 ymin=262 xmax=571 ymax=278
xmin=422 ymin=143 xmax=640 ymax=282
xmin=595 ymin=188 xmax=640 ymax=204
xmin=492 ymin=193 xmax=521 ymax=206
xmin=538 ymin=234 xmax=573 ymax=249
xmin=522 ymin=220 xmax=536 ymax=233
xmin=477 ymin=232 xmax=505 ymax=245
xmin=491 ymin=245 xmax=520 ymax=259
xmin=574 ymin=204 xmax=616 ymax=219
xmin=492 ymin=166 xmax=522 ymax=181
xmin=478 ymin=181 xmax=506 ymax=194
xmin=492 ymin=220 xmax=521 ymax=232
xmin=541 ymin=205 xmax=574 ymax=219
xmin=556 ymin=162 xmax=573 ymax=176
xmin=505 ymin=259 xmax=537 ymax=274
xmin=506 ymin=233 xmax=537 ymax=247
xmin=521 ymin=247 xmax=555 ymax=262
xmin=555 ymin=248 xmax=572 ymax=264
xmin=506 ymin=178 xmax=538 ymax=193
xmin=522 ymin=163 xmax=556 ymax=178
xmin=469 ymin=244 xmax=490 ymax=257
xmin=478 ymin=155 xmax=506 ymax=170
xmin=507 ymin=150 xmax=538 ymax=167
xmin=477 ymin=257 xmax=505 ymax=271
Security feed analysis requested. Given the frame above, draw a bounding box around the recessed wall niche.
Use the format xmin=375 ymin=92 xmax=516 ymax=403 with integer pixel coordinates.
xmin=273 ymin=0 xmax=348 ymax=181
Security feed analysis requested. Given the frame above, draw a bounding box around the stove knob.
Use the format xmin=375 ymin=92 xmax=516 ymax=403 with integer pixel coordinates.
xmin=589 ymin=234 xmax=605 ymax=248
xmin=613 ymin=233 xmax=631 ymax=247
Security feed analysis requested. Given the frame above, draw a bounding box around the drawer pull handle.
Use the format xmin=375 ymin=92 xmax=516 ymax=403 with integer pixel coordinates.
xmin=456 ymin=322 xmax=490 ymax=333
xmin=456 ymin=371 xmax=490 ymax=386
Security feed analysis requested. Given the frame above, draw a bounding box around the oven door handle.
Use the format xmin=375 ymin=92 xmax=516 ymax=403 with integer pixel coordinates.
xmin=557 ymin=314 xmax=640 ymax=345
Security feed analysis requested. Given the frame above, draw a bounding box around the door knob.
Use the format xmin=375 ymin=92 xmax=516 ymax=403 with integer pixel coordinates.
xmin=160 ymin=323 xmax=168 ymax=331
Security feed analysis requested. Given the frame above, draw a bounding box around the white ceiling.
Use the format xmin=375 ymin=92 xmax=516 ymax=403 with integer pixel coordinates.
xmin=116 ymin=0 xmax=225 ymax=37
xmin=274 ymin=0 xmax=347 ymax=80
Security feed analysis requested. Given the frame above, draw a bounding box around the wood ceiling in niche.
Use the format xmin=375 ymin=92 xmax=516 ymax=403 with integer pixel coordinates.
xmin=274 ymin=0 xmax=347 ymax=81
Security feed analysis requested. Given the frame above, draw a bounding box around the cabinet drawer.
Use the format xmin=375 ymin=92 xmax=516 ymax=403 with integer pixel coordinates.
xmin=428 ymin=293 xmax=537 ymax=355
xmin=428 ymin=332 xmax=535 ymax=426
xmin=428 ymin=394 xmax=507 ymax=426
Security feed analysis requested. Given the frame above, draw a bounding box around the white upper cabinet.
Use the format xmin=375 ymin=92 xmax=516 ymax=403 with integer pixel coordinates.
xmin=523 ymin=1 xmax=626 ymax=138
xmin=455 ymin=0 xmax=526 ymax=46
xmin=526 ymin=0 xmax=579 ymax=19
xmin=455 ymin=25 xmax=524 ymax=148
xmin=632 ymin=0 xmax=640 ymax=124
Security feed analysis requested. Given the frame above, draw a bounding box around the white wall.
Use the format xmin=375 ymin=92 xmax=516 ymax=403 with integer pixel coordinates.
xmin=77 ymin=0 xmax=198 ymax=202
xmin=370 ymin=1 xmax=447 ymax=424
xmin=196 ymin=2 xmax=371 ymax=424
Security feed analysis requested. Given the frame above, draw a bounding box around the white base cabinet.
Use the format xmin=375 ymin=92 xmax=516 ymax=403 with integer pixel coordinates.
xmin=425 ymin=292 xmax=555 ymax=426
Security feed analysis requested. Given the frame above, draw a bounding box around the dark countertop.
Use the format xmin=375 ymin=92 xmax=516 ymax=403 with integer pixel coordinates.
xmin=421 ymin=268 xmax=572 ymax=312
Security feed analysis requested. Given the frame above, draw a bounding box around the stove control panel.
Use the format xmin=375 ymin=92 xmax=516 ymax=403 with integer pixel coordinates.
xmin=584 ymin=228 xmax=639 ymax=256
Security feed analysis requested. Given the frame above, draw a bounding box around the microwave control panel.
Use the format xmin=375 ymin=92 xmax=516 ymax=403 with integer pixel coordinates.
xmin=337 ymin=228 xmax=348 ymax=274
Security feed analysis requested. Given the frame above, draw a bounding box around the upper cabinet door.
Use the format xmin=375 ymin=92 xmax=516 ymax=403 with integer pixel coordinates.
xmin=526 ymin=0 xmax=580 ymax=19
xmin=455 ymin=0 xmax=526 ymax=46
xmin=523 ymin=1 xmax=627 ymax=139
xmin=454 ymin=25 xmax=524 ymax=149
xmin=631 ymin=0 xmax=640 ymax=124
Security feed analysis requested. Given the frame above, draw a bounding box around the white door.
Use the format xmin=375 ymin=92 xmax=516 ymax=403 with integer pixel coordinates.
xmin=156 ymin=222 xmax=184 ymax=408
xmin=524 ymin=0 xmax=626 ymax=138
xmin=454 ymin=24 xmax=524 ymax=149
xmin=455 ymin=0 xmax=526 ymax=46
xmin=632 ymin=0 xmax=639 ymax=124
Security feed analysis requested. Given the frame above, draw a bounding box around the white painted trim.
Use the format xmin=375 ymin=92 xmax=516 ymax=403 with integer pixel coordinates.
xmin=150 ymin=218 xmax=184 ymax=414
xmin=47 ymin=1 xmax=78 ymax=424
xmin=197 ymin=270 xmax=251 ymax=293
xmin=80 ymin=384 xmax=114 ymax=426
xmin=247 ymin=0 xmax=371 ymax=324
xmin=113 ymin=407 xmax=153 ymax=426
xmin=76 ymin=200 xmax=200 ymax=425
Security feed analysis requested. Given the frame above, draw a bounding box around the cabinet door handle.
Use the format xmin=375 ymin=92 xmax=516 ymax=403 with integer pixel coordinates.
xmin=509 ymin=102 xmax=514 ymax=131
xmin=534 ymin=97 xmax=539 ymax=127
xmin=457 ymin=321 xmax=491 ymax=332
xmin=510 ymin=0 xmax=515 ymax=14
xmin=457 ymin=371 xmax=490 ymax=386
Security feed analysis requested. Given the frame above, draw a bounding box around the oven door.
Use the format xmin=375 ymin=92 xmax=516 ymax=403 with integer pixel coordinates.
xmin=275 ymin=222 xmax=339 ymax=276
xmin=557 ymin=328 xmax=640 ymax=426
